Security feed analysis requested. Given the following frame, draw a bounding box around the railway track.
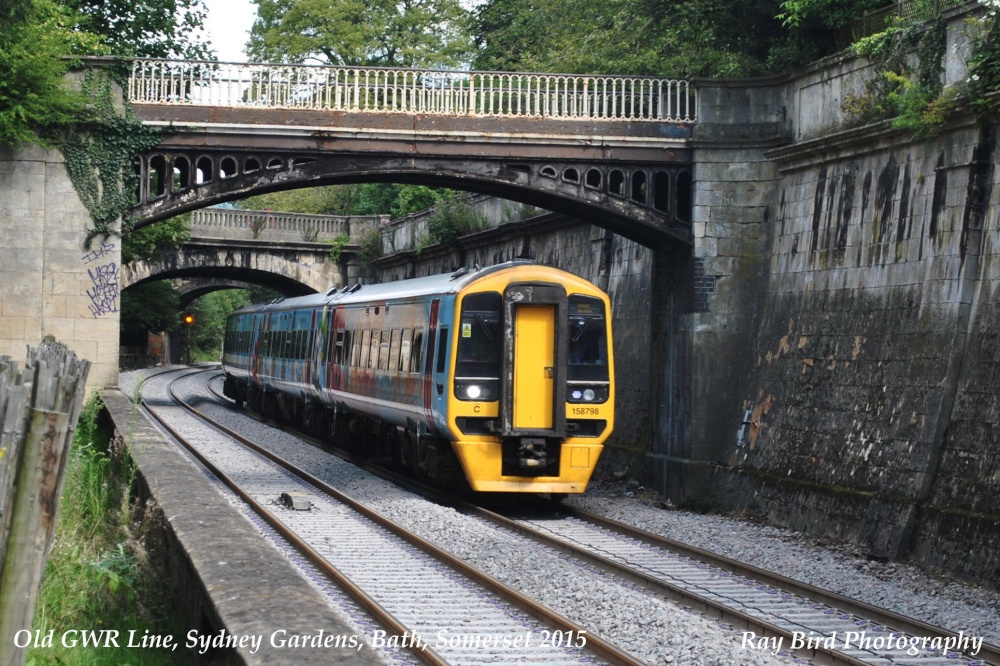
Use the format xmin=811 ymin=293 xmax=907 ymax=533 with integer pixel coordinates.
xmin=137 ymin=367 xmax=639 ymax=666
xmin=138 ymin=367 xmax=1000 ymax=666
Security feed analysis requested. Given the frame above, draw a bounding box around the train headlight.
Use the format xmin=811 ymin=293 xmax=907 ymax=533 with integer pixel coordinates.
xmin=454 ymin=379 xmax=498 ymax=402
xmin=567 ymin=384 xmax=609 ymax=404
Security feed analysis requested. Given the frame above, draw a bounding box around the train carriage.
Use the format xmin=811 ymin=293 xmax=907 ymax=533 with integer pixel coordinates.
xmin=222 ymin=260 xmax=614 ymax=494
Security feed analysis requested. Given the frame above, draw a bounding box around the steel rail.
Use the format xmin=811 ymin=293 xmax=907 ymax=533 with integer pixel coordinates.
xmin=557 ymin=504 xmax=1000 ymax=666
xmin=199 ymin=369 xmax=997 ymax=666
xmin=140 ymin=369 xmax=448 ymax=666
xmin=167 ymin=369 xmax=642 ymax=666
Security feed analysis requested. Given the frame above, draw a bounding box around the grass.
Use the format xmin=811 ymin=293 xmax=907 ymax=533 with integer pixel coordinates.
xmin=26 ymin=393 xmax=190 ymax=666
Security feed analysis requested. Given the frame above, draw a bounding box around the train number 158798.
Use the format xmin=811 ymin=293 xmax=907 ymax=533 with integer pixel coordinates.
xmin=570 ymin=406 xmax=600 ymax=416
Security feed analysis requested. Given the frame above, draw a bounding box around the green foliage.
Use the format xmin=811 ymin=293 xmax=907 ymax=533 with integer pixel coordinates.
xmin=248 ymin=0 xmax=473 ymax=68
xmin=121 ymin=214 xmax=191 ymax=265
xmin=426 ymin=193 xmax=488 ymax=245
xmin=394 ymin=185 xmax=441 ymax=216
xmin=472 ymin=0 xmax=789 ymax=77
xmin=69 ymin=0 xmax=211 ymax=59
xmin=120 ymin=281 xmax=182 ymax=344
xmin=186 ymin=289 xmax=257 ymax=358
xmin=0 ymin=0 xmax=97 ymax=148
xmin=967 ymin=2 xmax=1000 ymax=120
xmin=59 ymin=70 xmax=165 ymax=247
xmin=328 ymin=233 xmax=351 ymax=263
xmin=355 ymin=226 xmax=385 ymax=266
xmin=842 ymin=15 xmax=955 ymax=138
xmin=777 ymin=0 xmax=884 ymax=28
xmin=29 ymin=393 xmax=189 ymax=666
xmin=241 ymin=185 xmax=362 ymax=216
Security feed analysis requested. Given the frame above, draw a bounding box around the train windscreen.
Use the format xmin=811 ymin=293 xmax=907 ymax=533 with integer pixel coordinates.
xmin=455 ymin=292 xmax=502 ymax=401
xmin=568 ymin=296 xmax=609 ymax=383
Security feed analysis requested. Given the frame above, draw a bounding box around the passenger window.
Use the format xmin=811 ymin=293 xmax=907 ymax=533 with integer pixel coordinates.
xmin=378 ymin=330 xmax=390 ymax=370
xmin=360 ymin=330 xmax=371 ymax=368
xmin=389 ymin=330 xmax=401 ymax=372
xmin=334 ymin=329 xmax=346 ymax=364
xmin=410 ymin=331 xmax=423 ymax=373
xmin=369 ymin=330 xmax=380 ymax=368
xmin=400 ymin=329 xmax=412 ymax=372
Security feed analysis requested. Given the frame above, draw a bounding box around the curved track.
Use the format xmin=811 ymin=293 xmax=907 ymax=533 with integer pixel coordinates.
xmin=140 ymin=367 xmax=640 ymax=666
xmin=189 ymin=366 xmax=999 ymax=666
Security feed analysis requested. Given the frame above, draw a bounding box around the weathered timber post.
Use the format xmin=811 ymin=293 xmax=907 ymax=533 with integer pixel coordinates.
xmin=0 ymin=342 xmax=90 ymax=666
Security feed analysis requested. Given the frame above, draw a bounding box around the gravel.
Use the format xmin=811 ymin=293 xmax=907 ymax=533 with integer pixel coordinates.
xmin=566 ymin=484 xmax=1000 ymax=646
xmin=119 ymin=368 xmax=1000 ymax=664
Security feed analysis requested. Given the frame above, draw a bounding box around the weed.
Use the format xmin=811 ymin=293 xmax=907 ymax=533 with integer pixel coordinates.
xmin=27 ymin=394 xmax=188 ymax=666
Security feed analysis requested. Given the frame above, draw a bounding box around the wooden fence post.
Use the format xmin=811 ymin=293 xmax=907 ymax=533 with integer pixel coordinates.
xmin=0 ymin=342 xmax=90 ymax=666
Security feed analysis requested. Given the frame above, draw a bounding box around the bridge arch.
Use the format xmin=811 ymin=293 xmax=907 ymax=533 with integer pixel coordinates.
xmin=127 ymin=60 xmax=696 ymax=250
xmin=132 ymin=152 xmax=694 ymax=250
xmin=121 ymin=239 xmax=338 ymax=298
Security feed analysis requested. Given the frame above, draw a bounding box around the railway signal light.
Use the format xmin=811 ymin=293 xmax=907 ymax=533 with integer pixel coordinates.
xmin=183 ymin=313 xmax=194 ymax=325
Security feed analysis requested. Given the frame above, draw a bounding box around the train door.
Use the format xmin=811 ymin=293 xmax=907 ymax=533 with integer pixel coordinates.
xmin=501 ymin=284 xmax=567 ymax=440
xmin=513 ymin=305 xmax=555 ymax=429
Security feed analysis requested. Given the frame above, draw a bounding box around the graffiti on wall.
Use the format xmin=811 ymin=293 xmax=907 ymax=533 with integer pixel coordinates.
xmin=81 ymin=241 xmax=119 ymax=318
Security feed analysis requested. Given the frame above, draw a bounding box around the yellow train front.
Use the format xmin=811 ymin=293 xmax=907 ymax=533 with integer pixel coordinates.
xmin=222 ymin=260 xmax=614 ymax=494
xmin=441 ymin=263 xmax=614 ymax=494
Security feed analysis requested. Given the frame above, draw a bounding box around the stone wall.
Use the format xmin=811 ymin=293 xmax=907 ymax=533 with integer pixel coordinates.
xmin=0 ymin=144 xmax=119 ymax=394
xmin=373 ymin=214 xmax=658 ymax=469
xmin=676 ymin=5 xmax=1000 ymax=584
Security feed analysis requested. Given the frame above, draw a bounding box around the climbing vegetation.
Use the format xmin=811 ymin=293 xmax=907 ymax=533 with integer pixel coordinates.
xmin=59 ymin=69 xmax=165 ymax=247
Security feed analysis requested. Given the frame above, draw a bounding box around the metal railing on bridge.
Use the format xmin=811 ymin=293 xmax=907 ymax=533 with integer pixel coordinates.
xmin=129 ymin=60 xmax=697 ymax=123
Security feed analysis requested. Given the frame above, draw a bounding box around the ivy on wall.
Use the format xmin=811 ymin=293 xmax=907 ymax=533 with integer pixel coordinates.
xmin=59 ymin=68 xmax=163 ymax=247
xmin=843 ymin=1 xmax=1000 ymax=136
xmin=967 ymin=0 xmax=1000 ymax=120
xmin=842 ymin=14 xmax=956 ymax=138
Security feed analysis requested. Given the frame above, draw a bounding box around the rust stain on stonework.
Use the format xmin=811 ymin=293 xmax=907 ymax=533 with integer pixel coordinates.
xmin=853 ymin=335 xmax=865 ymax=360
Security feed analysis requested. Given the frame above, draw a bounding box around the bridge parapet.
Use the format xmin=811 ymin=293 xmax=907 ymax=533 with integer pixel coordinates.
xmin=129 ymin=60 xmax=696 ymax=124
xmin=189 ymin=208 xmax=386 ymax=243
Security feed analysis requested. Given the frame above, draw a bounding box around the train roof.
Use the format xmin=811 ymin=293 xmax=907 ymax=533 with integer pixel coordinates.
xmin=229 ymin=260 xmax=554 ymax=316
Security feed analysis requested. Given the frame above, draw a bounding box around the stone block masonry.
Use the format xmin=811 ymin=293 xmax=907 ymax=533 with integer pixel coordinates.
xmin=0 ymin=145 xmax=119 ymax=393
xmin=716 ymin=118 xmax=1000 ymax=584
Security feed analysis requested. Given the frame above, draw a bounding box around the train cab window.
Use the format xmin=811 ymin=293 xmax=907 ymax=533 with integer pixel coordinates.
xmin=567 ymin=295 xmax=610 ymax=403
xmin=410 ymin=331 xmax=423 ymax=373
xmin=388 ymin=329 xmax=401 ymax=372
xmin=455 ymin=292 xmax=501 ymax=401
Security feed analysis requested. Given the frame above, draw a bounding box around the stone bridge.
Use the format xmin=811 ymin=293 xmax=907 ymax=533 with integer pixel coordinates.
xmin=123 ymin=208 xmax=386 ymax=302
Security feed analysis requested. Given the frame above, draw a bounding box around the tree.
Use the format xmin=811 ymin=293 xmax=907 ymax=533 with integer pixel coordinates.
xmin=247 ymin=0 xmax=474 ymax=68
xmin=120 ymin=281 xmax=182 ymax=344
xmin=0 ymin=0 xmax=98 ymax=147
xmin=472 ymin=0 xmax=797 ymax=78
xmin=241 ymin=185 xmax=362 ymax=215
xmin=68 ymin=0 xmax=212 ymax=59
xmin=121 ymin=214 xmax=192 ymax=265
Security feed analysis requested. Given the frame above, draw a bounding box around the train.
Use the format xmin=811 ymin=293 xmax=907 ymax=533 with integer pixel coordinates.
xmin=221 ymin=260 xmax=614 ymax=494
